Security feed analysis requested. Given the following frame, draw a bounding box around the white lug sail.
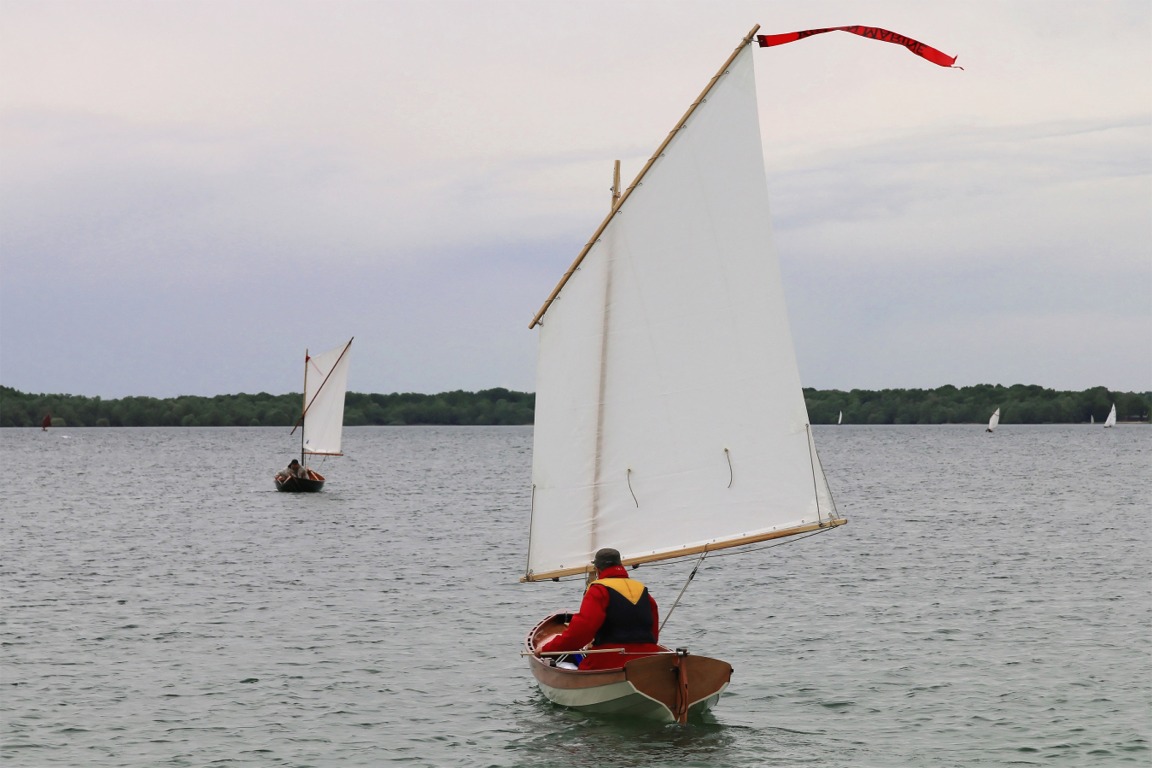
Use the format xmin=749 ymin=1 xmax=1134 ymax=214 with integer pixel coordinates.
xmin=526 ymin=43 xmax=838 ymax=581
xmin=302 ymin=339 xmax=353 ymax=456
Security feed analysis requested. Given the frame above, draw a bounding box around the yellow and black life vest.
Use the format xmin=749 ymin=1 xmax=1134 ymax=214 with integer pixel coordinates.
xmin=590 ymin=577 xmax=656 ymax=645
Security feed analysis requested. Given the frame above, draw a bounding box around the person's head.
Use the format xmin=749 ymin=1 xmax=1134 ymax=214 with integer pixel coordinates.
xmin=289 ymin=459 xmax=300 ymax=467
xmin=593 ymin=547 xmax=622 ymax=573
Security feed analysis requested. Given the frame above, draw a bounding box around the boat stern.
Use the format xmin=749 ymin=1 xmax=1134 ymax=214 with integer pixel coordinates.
xmin=524 ymin=614 xmax=732 ymax=723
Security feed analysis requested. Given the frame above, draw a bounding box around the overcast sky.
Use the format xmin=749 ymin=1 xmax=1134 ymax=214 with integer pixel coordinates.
xmin=2 ymin=1 xmax=1149 ymax=399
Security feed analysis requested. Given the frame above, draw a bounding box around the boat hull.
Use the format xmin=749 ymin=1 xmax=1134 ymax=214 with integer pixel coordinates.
xmin=274 ymin=471 xmax=325 ymax=493
xmin=525 ymin=614 xmax=732 ymax=723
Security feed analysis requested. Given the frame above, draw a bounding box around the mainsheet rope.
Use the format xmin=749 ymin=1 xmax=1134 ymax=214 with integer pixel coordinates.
xmin=655 ymin=525 xmax=844 ymax=633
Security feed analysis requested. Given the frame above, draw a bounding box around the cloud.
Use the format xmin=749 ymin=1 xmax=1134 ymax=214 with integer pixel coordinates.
xmin=2 ymin=1 xmax=1149 ymax=397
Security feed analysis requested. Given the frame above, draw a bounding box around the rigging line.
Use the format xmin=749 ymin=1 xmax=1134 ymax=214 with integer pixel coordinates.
xmin=804 ymin=423 xmax=843 ymax=524
xmin=724 ymin=448 xmax=733 ymax=488
xmin=638 ymin=527 xmax=842 ymax=573
xmin=524 ymin=484 xmax=537 ymax=580
xmin=706 ymin=527 xmax=840 ymax=559
xmin=627 ymin=468 xmax=639 ymax=507
xmin=805 ymin=424 xmax=824 ymax=524
xmin=659 ymin=549 xmax=708 ymax=634
xmin=814 ymin=443 xmax=841 ymax=523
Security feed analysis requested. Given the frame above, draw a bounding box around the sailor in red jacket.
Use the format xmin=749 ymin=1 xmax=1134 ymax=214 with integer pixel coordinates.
xmin=539 ymin=548 xmax=663 ymax=670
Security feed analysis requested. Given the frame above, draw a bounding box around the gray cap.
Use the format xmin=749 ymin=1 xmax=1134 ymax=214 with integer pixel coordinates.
xmin=593 ymin=548 xmax=622 ymax=570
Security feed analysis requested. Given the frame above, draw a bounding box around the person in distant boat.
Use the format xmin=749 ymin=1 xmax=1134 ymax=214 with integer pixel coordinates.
xmin=538 ymin=547 xmax=663 ymax=671
xmin=276 ymin=458 xmax=308 ymax=482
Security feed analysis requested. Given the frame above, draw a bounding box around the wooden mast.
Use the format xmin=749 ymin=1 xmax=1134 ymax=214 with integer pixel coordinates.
xmin=612 ymin=159 xmax=621 ymax=207
xmin=299 ymin=348 xmax=309 ymax=467
xmin=588 ymin=161 xmax=623 ymax=571
xmin=529 ymin=25 xmax=761 ymax=329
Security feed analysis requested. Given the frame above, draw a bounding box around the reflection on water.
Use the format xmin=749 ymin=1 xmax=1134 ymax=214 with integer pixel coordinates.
xmin=505 ymin=704 xmax=736 ymax=768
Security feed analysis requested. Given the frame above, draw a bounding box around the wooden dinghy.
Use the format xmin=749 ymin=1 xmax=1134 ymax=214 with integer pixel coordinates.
xmin=524 ymin=614 xmax=732 ymax=723
xmin=273 ymin=469 xmax=326 ymax=493
xmin=274 ymin=338 xmax=352 ymax=493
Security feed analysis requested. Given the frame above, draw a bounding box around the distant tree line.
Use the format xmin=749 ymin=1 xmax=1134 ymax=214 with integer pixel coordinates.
xmin=1 ymin=383 xmax=1147 ymax=428
xmin=0 ymin=386 xmax=535 ymax=428
xmin=804 ymin=384 xmax=1149 ymax=425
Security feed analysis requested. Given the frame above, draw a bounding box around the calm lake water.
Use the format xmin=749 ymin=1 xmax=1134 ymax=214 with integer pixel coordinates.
xmin=2 ymin=424 xmax=1149 ymax=767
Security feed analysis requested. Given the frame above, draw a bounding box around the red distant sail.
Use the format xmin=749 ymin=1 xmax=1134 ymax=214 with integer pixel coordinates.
xmin=41 ymin=414 xmax=51 ymax=430
xmin=756 ymin=26 xmax=960 ymax=69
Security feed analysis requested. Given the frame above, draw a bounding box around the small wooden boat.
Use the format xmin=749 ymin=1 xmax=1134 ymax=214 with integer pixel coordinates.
xmin=524 ymin=614 xmax=732 ymax=723
xmin=274 ymin=469 xmax=326 ymax=493
xmin=275 ymin=338 xmax=353 ymax=493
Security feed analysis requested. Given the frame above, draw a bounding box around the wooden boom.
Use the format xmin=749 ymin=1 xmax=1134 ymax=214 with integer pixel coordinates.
xmin=521 ymin=517 xmax=846 ymax=582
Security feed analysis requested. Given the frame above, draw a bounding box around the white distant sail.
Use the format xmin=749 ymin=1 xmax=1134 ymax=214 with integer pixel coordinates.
xmin=838 ymin=411 xmax=843 ymax=425
xmin=302 ymin=340 xmax=353 ymax=456
xmin=525 ymin=40 xmax=841 ymax=581
xmin=1103 ymin=404 xmax=1116 ymax=428
xmin=986 ymin=408 xmax=1000 ymax=432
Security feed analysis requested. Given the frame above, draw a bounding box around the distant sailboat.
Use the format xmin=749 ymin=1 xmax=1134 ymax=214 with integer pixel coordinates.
xmin=40 ymin=414 xmax=51 ymax=431
xmin=1103 ymin=404 xmax=1117 ymax=428
xmin=275 ymin=338 xmax=353 ymax=492
xmin=986 ymin=408 xmax=1000 ymax=433
xmin=1090 ymin=415 xmax=1095 ymax=425
xmin=838 ymin=411 xmax=843 ymax=425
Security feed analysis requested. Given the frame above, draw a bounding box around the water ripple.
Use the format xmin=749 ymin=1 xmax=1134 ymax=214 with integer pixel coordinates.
xmin=2 ymin=424 xmax=1149 ymax=766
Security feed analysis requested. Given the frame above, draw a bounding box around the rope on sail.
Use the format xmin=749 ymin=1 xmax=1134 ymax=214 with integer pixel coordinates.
xmin=626 ymin=468 xmax=639 ymax=507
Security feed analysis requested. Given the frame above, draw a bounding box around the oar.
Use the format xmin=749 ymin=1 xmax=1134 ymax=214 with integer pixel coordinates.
xmin=521 ymin=648 xmax=676 ymax=658
xmin=520 ymin=648 xmax=627 ymax=658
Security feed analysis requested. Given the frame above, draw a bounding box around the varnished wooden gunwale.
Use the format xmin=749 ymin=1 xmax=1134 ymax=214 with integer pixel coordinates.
xmin=274 ymin=470 xmax=326 ymax=493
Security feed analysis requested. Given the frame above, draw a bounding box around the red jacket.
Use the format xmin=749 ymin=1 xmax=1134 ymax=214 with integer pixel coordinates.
xmin=539 ymin=565 xmax=663 ymax=670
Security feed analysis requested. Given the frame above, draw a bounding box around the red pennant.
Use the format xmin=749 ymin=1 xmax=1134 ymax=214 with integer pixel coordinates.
xmin=757 ymin=26 xmax=961 ymax=69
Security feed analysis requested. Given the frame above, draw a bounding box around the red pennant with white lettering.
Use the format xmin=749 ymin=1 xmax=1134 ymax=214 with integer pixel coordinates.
xmin=757 ymin=26 xmax=961 ymax=69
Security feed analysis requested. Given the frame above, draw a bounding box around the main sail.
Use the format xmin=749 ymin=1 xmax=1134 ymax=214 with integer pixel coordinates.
xmin=526 ymin=37 xmax=841 ymax=582
xmin=302 ymin=339 xmax=353 ymax=456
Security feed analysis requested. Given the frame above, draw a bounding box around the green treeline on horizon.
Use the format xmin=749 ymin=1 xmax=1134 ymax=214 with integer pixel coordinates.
xmin=2 ymin=384 xmax=1148 ymax=429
